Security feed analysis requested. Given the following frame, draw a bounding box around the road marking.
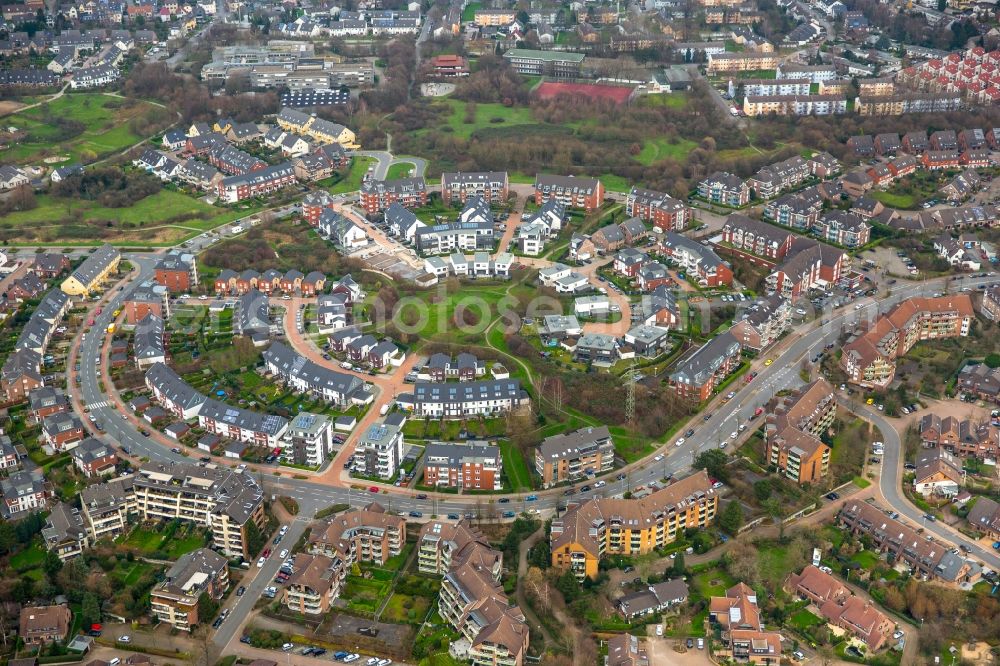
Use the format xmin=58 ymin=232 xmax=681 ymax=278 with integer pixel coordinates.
xmin=86 ymin=400 xmax=109 ymax=410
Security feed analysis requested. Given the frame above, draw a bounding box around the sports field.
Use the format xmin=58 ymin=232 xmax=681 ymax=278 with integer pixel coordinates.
xmin=535 ymin=81 xmax=635 ymax=105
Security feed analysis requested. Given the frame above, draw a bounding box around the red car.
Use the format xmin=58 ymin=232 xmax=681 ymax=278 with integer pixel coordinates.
xmin=262 ymin=548 xmax=271 ymax=558
xmin=368 ymin=486 xmax=379 ymax=493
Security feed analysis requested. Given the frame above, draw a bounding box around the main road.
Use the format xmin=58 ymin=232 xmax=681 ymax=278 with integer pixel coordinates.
xmin=70 ymin=250 xmax=998 ymax=538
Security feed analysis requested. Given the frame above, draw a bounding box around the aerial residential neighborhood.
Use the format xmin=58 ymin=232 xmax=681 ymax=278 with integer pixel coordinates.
xmin=3 ymin=0 xmax=1000 ymax=663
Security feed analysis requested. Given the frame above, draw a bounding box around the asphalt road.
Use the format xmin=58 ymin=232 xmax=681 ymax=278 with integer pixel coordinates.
xmin=212 ymin=516 xmax=310 ymax=650
xmin=74 ymin=257 xmax=1000 ymax=557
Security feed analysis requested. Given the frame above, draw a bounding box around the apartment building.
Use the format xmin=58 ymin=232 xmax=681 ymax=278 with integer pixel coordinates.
xmin=841 ymin=295 xmax=974 ymax=388
xmin=79 ymin=478 xmax=135 ymax=542
xmin=60 ymin=243 xmax=120 ymax=296
xmin=415 ymin=220 xmax=495 ymax=255
xmin=625 ymin=187 xmax=691 ymax=231
xmin=441 ymin=171 xmax=509 ymax=205
xmin=743 ymin=78 xmax=810 ymax=96
xmin=283 ymin=412 xmax=334 ymax=468
xmin=813 ymin=211 xmax=871 ymax=248
xmin=697 ymin=172 xmax=749 ymax=207
xmin=216 ymin=162 xmax=298 ymax=203
xmin=309 ymin=503 xmax=406 ymax=564
xmin=764 ymin=237 xmax=849 ymax=302
xmin=722 ymin=215 xmax=793 ymax=260
xmin=438 ymin=549 xmax=528 ymax=666
xmin=854 ymin=92 xmax=962 ymax=116
xmin=839 ymin=500 xmax=981 ymax=585
xmin=551 ymin=471 xmax=717 ymax=579
xmin=155 ymin=251 xmax=198 ymax=294
xmin=729 ymin=294 xmax=790 ymax=352
xmin=659 ymin=233 xmax=733 ymax=287
xmin=669 ymin=331 xmax=742 ymax=401
xmin=41 ymin=502 xmax=89 ymax=561
xmin=284 ymin=553 xmax=340 ymax=615
xmin=747 ymin=156 xmax=810 ymax=199
xmin=359 ymin=177 xmax=428 ymax=215
xmin=423 ymin=441 xmax=502 ymax=490
xmin=474 ymin=8 xmax=516 ymax=25
xmin=706 ymin=51 xmax=778 ymax=73
xmin=503 ymin=48 xmax=585 ymax=78
xmin=742 ymin=94 xmax=847 ymax=117
xmin=151 ymin=549 xmax=229 ymax=631
xmin=764 ymin=378 xmax=834 ymax=484
xmin=534 ymin=174 xmax=604 ymax=212
xmin=398 ymin=379 xmax=529 ymax=418
xmin=132 ymin=462 xmax=266 ymax=559
xmin=353 ymin=422 xmax=404 ymax=479
xmin=418 ymin=519 xmax=500 ymax=577
xmin=536 ymin=425 xmax=615 ymax=487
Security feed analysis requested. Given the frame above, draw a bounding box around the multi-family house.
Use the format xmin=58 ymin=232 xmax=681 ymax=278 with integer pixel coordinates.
xmin=441 ymin=171 xmax=509 ymax=205
xmin=151 ymin=549 xmax=229 ymax=631
xmin=787 ymin=566 xmax=893 ymax=651
xmin=353 ymin=421 xmax=404 ymax=479
xmin=534 ymin=174 xmax=604 ymax=211
xmin=840 ymin=295 xmax=974 ymax=388
xmin=698 ymin=172 xmax=749 ymax=206
xmin=551 ymin=472 xmax=718 ymax=579
xmin=535 ymin=426 xmax=614 ymax=487
xmin=423 ymin=441 xmax=503 ymax=490
xmin=730 ymin=294 xmax=790 ymax=352
xmin=669 ymin=331 xmax=742 ymax=401
xmin=764 ymin=378 xmax=834 ymax=484
xmin=70 ymin=437 xmax=118 ymax=478
xmin=912 ymin=447 xmax=963 ymax=497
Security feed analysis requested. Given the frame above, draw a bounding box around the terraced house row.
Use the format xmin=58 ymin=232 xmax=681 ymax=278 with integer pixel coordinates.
xmin=550 ymin=471 xmax=718 ymax=579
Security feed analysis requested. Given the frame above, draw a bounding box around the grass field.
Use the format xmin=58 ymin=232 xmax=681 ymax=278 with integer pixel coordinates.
xmin=329 ymin=156 xmax=376 ymax=194
xmin=434 ymin=99 xmax=544 ymax=140
xmin=1 ymin=93 xmax=169 ymax=165
xmin=500 ymin=440 xmax=532 ymax=491
xmin=635 ymin=136 xmax=698 ymax=166
xmin=381 ymin=593 xmax=432 ymax=624
xmin=460 ymin=1 xmax=481 ymax=22
xmin=790 ymin=608 xmax=824 ymax=630
xmin=641 ymin=92 xmax=690 ymax=109
xmin=0 ymin=190 xmax=261 ymax=246
xmin=11 ymin=543 xmax=46 ymax=570
xmin=386 ymin=161 xmax=418 ymax=180
xmin=869 ymin=191 xmax=919 ymax=209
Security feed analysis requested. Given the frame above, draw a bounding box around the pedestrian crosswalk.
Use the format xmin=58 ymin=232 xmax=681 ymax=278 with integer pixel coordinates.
xmin=86 ymin=400 xmax=109 ymax=410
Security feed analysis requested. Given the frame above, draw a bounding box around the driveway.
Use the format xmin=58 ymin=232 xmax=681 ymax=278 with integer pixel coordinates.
xmin=645 ymin=636 xmax=713 ymax=666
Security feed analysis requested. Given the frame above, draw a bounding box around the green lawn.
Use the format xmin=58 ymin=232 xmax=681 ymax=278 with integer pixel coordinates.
xmin=11 ymin=543 xmax=46 ymax=571
xmin=869 ymin=191 xmax=918 ymax=209
xmin=329 ymin=156 xmax=376 ymax=194
xmin=850 ymin=550 xmax=880 ymax=569
xmin=386 ymin=161 xmax=418 ymax=180
xmin=381 ymin=593 xmax=432 ymax=624
xmin=756 ymin=543 xmax=795 ymax=589
xmin=790 ymin=608 xmax=823 ymax=630
xmin=641 ymin=92 xmax=689 ymax=109
xmin=460 ymin=1 xmax=481 ymax=22
xmin=2 ymin=93 xmax=168 ymax=165
xmin=635 ymin=136 xmax=698 ymax=166
xmin=692 ymin=567 xmax=736 ymax=598
xmin=599 ymin=173 xmax=633 ymax=193
xmin=500 ymin=440 xmax=532 ymax=492
xmin=120 ymin=527 xmax=164 ymax=552
xmin=164 ymin=532 xmax=209 ymax=559
xmin=433 ymin=99 xmax=544 ymax=140
xmin=0 ymin=190 xmax=260 ymax=246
